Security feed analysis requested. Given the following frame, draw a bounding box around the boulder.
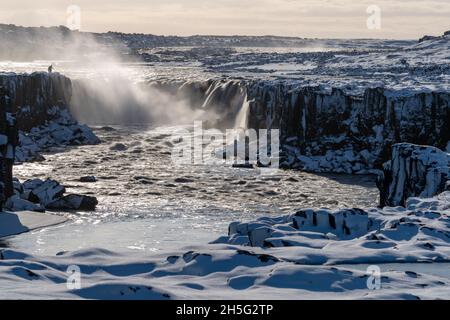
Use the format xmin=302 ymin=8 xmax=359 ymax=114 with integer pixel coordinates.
xmin=110 ymin=143 xmax=127 ymax=151
xmin=23 ymin=179 xmax=66 ymax=206
xmin=47 ymin=194 xmax=98 ymax=211
xmin=5 ymin=195 xmax=45 ymax=212
xmin=79 ymin=176 xmax=97 ymax=183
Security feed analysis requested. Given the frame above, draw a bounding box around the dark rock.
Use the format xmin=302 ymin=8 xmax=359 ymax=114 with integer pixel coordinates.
xmin=79 ymin=176 xmax=97 ymax=183
xmin=47 ymin=194 xmax=98 ymax=211
xmin=174 ymin=177 xmax=194 ymax=183
xmin=110 ymin=143 xmax=127 ymax=151
xmin=99 ymin=126 xmax=116 ymax=132
xmin=377 ymin=143 xmax=449 ymax=207
xmin=232 ymin=163 xmax=254 ymax=169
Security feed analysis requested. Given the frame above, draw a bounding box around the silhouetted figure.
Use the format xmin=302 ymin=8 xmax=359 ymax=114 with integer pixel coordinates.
xmin=48 ymin=65 xmax=53 ymax=73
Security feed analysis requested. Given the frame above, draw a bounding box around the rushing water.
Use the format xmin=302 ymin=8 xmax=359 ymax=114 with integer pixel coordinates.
xmin=6 ymin=125 xmax=379 ymax=255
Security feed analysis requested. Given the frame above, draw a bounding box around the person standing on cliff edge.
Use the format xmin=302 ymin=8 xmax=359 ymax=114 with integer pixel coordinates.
xmin=48 ymin=64 xmax=53 ymax=73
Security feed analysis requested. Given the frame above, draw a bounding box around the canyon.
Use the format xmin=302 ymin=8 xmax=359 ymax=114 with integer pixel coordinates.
xmin=0 ymin=26 xmax=449 ymax=299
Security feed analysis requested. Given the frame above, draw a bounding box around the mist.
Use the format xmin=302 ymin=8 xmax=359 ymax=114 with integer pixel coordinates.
xmin=70 ymin=76 xmax=216 ymax=126
xmin=1 ymin=24 xmax=248 ymax=128
xmin=4 ymin=25 xmax=217 ymax=126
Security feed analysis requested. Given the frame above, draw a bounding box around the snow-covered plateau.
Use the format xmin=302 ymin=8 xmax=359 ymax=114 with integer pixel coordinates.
xmin=1 ymin=27 xmax=450 ymax=299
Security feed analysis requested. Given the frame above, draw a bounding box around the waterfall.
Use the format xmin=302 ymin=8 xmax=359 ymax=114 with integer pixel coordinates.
xmin=234 ymin=95 xmax=250 ymax=130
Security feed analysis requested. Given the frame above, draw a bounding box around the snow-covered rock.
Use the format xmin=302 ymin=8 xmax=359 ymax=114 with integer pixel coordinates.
xmin=377 ymin=143 xmax=450 ymax=207
xmin=2 ymin=190 xmax=450 ymax=299
xmin=15 ymin=107 xmax=100 ymax=163
xmin=6 ymin=178 xmax=98 ymax=212
xmin=22 ymin=178 xmax=65 ymax=206
xmin=1 ymin=72 xmax=99 ymax=163
xmin=213 ymin=191 xmax=450 ymax=269
xmin=5 ymin=195 xmax=44 ymax=212
xmin=47 ymin=194 xmax=98 ymax=211
xmin=223 ymin=207 xmax=373 ymax=247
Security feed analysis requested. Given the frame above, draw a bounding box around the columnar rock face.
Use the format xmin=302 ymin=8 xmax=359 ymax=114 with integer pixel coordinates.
xmin=0 ymin=72 xmax=72 ymax=131
xmin=0 ymin=86 xmax=18 ymax=205
xmin=0 ymin=72 xmax=99 ymax=211
xmin=139 ymin=79 xmax=450 ymax=173
xmin=245 ymin=83 xmax=450 ymax=173
xmin=377 ymin=143 xmax=450 ymax=207
xmin=1 ymin=72 xmax=99 ymax=163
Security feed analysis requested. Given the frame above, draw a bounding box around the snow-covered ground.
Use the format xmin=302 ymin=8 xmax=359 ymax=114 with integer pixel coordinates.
xmin=1 ymin=191 xmax=450 ymax=299
xmin=0 ymin=33 xmax=448 ymax=93
xmin=0 ymin=211 xmax=67 ymax=238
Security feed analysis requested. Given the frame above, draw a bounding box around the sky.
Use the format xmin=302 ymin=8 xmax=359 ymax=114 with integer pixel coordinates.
xmin=1 ymin=0 xmax=449 ymax=39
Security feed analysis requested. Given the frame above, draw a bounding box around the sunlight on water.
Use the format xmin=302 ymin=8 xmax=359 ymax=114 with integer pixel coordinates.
xmin=7 ymin=125 xmax=379 ymax=255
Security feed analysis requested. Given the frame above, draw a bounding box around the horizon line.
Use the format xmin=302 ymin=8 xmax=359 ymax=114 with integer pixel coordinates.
xmin=0 ymin=22 xmax=428 ymax=42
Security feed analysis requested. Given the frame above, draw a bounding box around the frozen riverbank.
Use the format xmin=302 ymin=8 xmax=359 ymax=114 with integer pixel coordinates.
xmin=1 ymin=190 xmax=450 ymax=300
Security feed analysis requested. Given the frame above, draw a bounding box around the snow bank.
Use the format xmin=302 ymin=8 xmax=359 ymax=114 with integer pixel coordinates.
xmin=1 ymin=191 xmax=449 ymax=299
xmin=213 ymin=191 xmax=450 ymax=265
xmin=0 ymin=211 xmax=67 ymax=238
xmin=0 ymin=195 xmax=447 ymax=299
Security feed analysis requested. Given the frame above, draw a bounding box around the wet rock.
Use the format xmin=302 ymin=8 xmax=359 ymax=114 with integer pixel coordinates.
xmin=99 ymin=126 xmax=116 ymax=132
xmin=47 ymin=194 xmax=98 ymax=211
xmin=232 ymin=163 xmax=254 ymax=169
xmin=174 ymin=177 xmax=194 ymax=183
xmin=133 ymin=176 xmax=155 ymax=185
xmin=79 ymin=176 xmax=97 ymax=183
xmin=110 ymin=143 xmax=128 ymax=151
xmin=83 ymin=160 xmax=98 ymax=165
xmin=99 ymin=176 xmax=118 ymax=180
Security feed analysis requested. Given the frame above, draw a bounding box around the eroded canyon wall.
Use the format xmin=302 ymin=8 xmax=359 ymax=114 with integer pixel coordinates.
xmin=141 ymin=79 xmax=450 ymax=174
xmin=0 ymin=72 xmax=72 ymax=131
xmin=246 ymin=83 xmax=450 ymax=173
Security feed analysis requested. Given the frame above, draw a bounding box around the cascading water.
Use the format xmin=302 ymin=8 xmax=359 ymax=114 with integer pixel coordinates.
xmin=234 ymin=95 xmax=250 ymax=130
